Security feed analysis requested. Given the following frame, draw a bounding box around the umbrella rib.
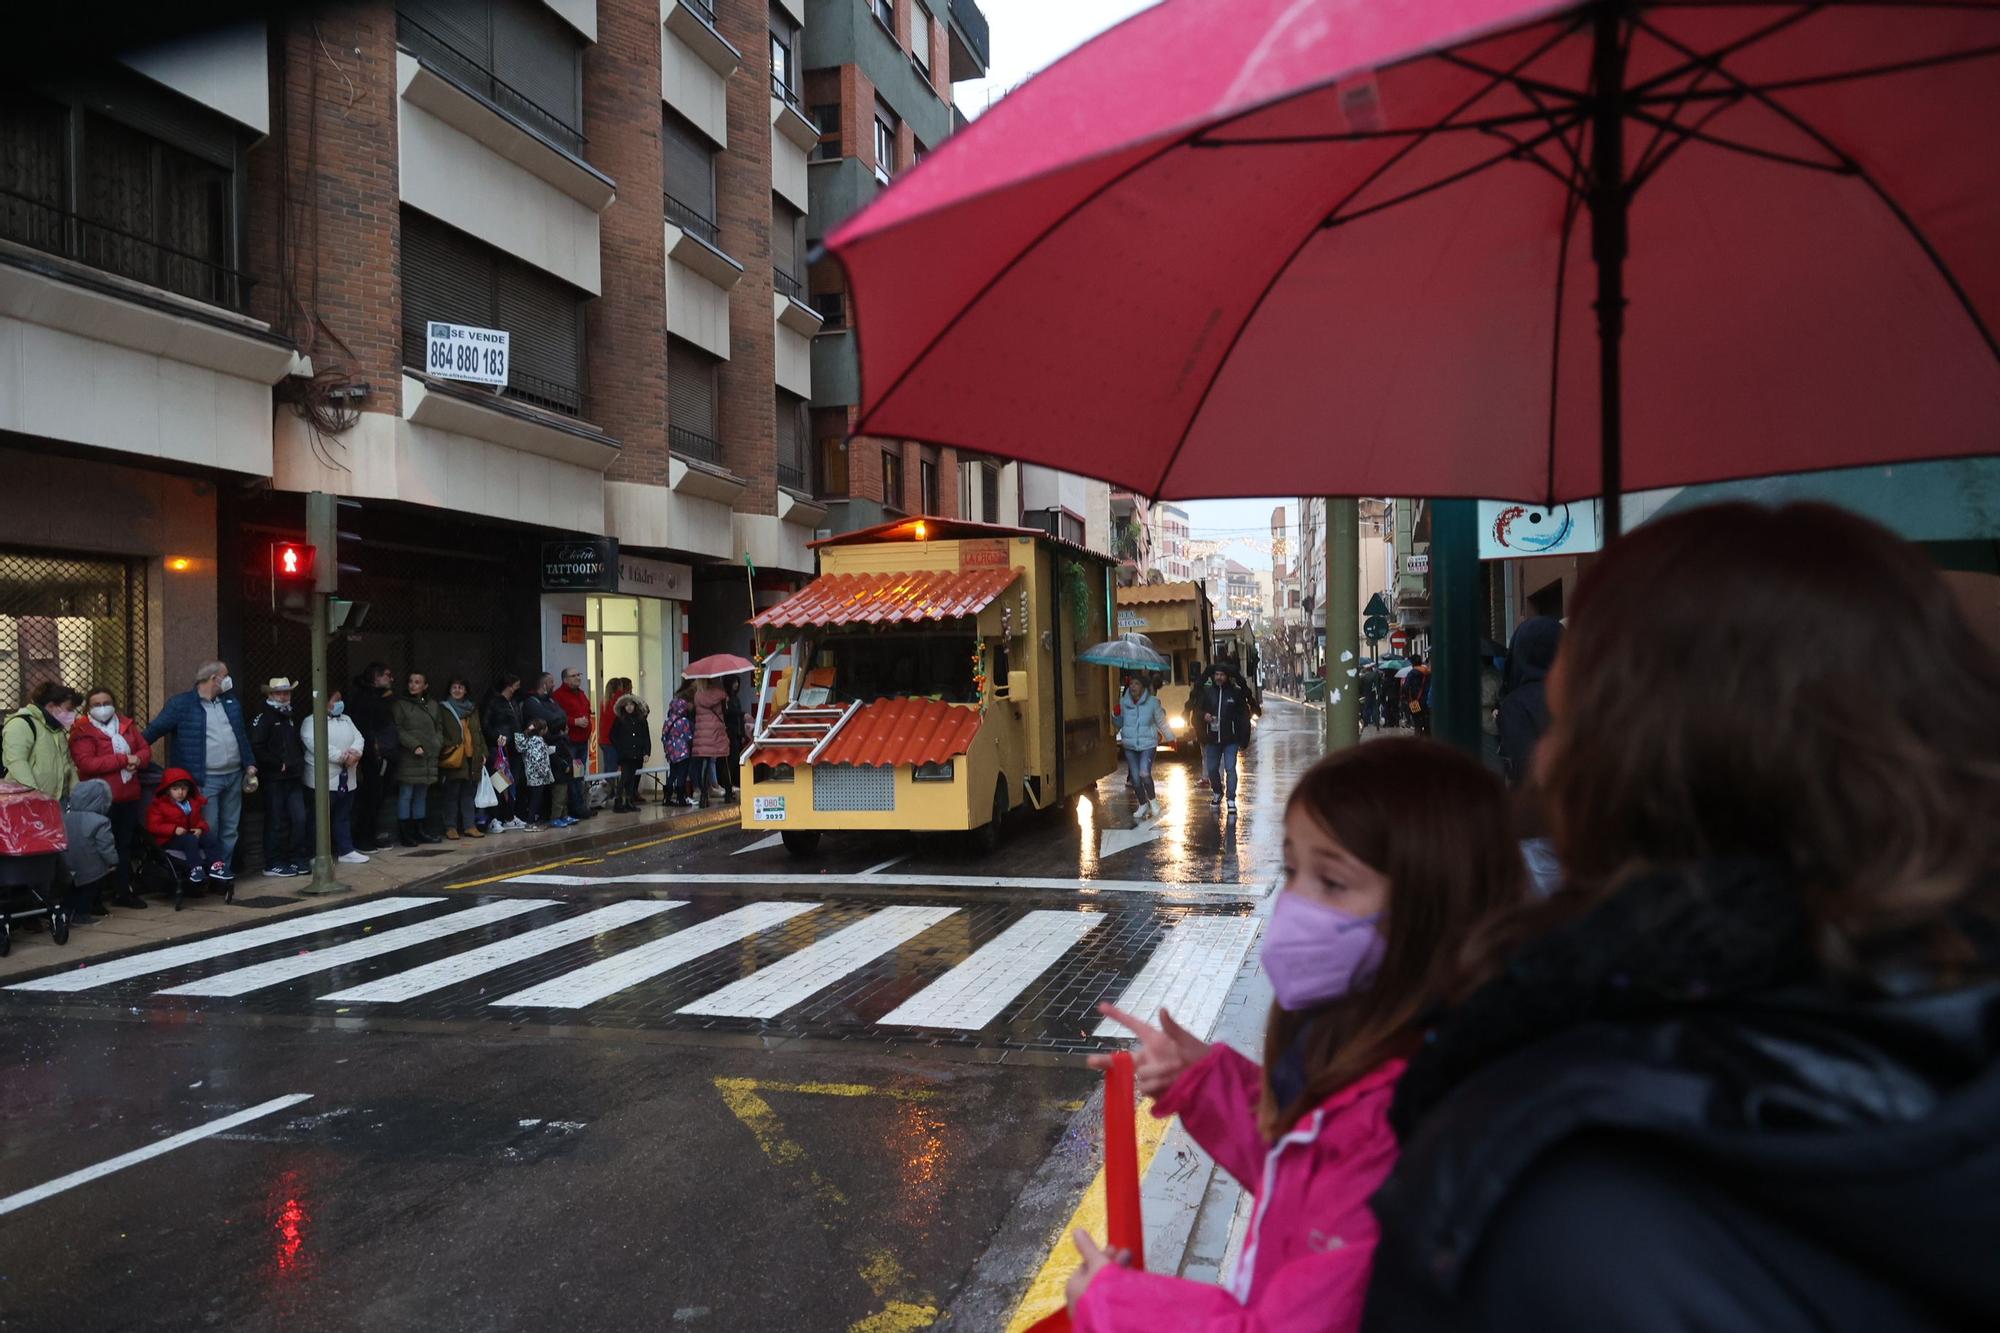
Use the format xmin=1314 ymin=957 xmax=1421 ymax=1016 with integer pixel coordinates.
xmin=1632 ymin=14 xmax=2000 ymax=368
xmin=1542 ymin=133 xmax=1591 ymax=508
xmin=1625 ymin=107 xmax=1853 ymax=176
xmin=1634 ymin=41 xmax=2000 ymax=104
xmin=1626 ymin=3 xmax=1827 ymax=101
xmin=1322 ymin=116 xmax=1586 ymax=231
xmin=1192 ymin=107 xmax=1566 ymax=147
xmin=1150 ymin=17 xmax=1587 ymax=499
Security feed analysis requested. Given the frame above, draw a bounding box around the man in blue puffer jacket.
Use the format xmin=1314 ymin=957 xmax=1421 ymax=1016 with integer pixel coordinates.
xmin=144 ymin=659 xmax=255 ymax=876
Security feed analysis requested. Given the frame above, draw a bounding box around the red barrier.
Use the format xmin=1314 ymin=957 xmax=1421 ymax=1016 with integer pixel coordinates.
xmin=1024 ymin=1051 xmax=1144 ymax=1332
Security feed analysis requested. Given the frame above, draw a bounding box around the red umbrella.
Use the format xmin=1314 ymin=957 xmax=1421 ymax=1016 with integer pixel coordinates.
xmin=828 ymin=0 xmax=2000 ymax=535
xmin=683 ymin=653 xmax=756 ymax=679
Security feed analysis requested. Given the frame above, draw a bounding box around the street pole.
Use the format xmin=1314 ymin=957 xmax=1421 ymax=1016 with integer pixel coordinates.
xmin=301 ymin=491 xmax=344 ymax=895
xmin=1325 ymin=498 xmax=1359 ymax=753
xmin=1429 ymin=498 xmax=1481 ymax=756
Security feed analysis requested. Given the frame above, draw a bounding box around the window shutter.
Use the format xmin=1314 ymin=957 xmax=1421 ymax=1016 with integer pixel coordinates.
xmin=491 ymin=0 xmax=583 ymax=135
xmin=911 ymin=6 xmax=932 ymax=72
xmin=396 ymin=0 xmax=493 ymax=71
xmin=662 ymin=114 xmax=717 ymax=222
xmin=401 ymin=212 xmax=497 ymax=371
xmin=772 ymin=204 xmax=799 ymax=275
xmin=668 ymin=339 xmax=718 ymax=438
xmin=496 ymin=256 xmax=585 ymax=405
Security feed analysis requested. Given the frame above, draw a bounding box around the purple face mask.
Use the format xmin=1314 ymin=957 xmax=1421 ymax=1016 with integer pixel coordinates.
xmin=1260 ymin=890 xmax=1386 ymax=1012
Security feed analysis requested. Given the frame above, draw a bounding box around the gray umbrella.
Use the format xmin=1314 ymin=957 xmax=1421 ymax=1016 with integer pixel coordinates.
xmin=1076 ymin=632 xmax=1169 ymax=672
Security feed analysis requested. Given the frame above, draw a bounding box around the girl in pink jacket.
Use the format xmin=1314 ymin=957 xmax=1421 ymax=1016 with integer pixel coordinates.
xmin=1069 ymin=738 xmax=1527 ymax=1332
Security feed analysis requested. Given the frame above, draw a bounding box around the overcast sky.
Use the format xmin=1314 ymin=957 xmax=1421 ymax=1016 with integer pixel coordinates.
xmin=956 ymin=1 xmax=1288 ymax=570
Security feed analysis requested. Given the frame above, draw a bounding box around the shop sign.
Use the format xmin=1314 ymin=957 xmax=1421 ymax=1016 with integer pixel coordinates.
xmin=542 ymin=537 xmax=619 ymax=591
xmin=1115 ymin=609 xmax=1148 ymax=630
xmin=561 ymin=613 xmax=586 ymax=644
xmin=617 ymin=554 xmax=693 ymax=600
xmin=425 ymin=321 xmax=509 ymax=387
xmin=959 ymin=540 xmax=1010 ymax=568
xmin=752 ymin=796 xmax=787 ymax=823
xmin=1476 ymin=499 xmax=1604 ymax=559
xmin=1404 ymin=553 xmax=1431 ymax=575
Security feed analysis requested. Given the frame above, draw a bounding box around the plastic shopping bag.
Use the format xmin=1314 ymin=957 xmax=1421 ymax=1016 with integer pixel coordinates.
xmin=1023 ymin=1050 xmax=1144 ymax=1332
xmin=474 ymin=771 xmax=499 ymax=809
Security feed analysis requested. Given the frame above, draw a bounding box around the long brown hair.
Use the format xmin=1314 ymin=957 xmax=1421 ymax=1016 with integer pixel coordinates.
xmin=1261 ymin=738 xmax=1526 ymax=1138
xmin=1522 ymin=501 xmax=2000 ymax=977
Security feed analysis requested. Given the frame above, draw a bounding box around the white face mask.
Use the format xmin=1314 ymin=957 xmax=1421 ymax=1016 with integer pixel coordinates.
xmin=217 ymin=675 xmax=234 ymax=694
xmin=89 ymin=704 xmax=115 ymax=723
xmin=330 ymin=700 xmax=346 ymax=717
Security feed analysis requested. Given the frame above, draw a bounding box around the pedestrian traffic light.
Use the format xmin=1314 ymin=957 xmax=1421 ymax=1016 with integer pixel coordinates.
xmin=272 ymin=541 xmax=317 ymax=584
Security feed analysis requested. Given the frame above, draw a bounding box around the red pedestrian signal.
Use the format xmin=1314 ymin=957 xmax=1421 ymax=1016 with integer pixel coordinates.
xmin=272 ymin=541 xmax=317 ymax=583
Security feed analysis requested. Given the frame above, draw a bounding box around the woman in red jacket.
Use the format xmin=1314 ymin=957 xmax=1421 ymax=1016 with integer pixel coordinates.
xmin=146 ymin=768 xmax=227 ymax=884
xmin=70 ymin=684 xmax=153 ymax=907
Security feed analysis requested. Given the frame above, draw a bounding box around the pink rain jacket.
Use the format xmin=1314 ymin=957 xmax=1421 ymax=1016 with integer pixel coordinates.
xmin=1075 ymin=1046 xmax=1405 ymax=1333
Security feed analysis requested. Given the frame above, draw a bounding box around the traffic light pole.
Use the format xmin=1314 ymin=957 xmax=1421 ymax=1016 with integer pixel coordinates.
xmin=301 ymin=491 xmax=344 ymax=896
xmin=1324 ymin=498 xmax=1359 ymax=753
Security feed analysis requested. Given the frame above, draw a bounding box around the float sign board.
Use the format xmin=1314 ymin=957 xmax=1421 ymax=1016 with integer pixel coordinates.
xmin=426 ymin=322 xmax=509 ymax=387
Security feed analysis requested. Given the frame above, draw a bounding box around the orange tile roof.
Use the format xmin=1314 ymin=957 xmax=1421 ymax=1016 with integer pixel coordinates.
xmin=751 ymin=698 xmax=983 ymax=770
xmin=751 ymin=567 xmax=1021 ymax=629
xmin=1116 ymin=581 xmax=1207 ymax=605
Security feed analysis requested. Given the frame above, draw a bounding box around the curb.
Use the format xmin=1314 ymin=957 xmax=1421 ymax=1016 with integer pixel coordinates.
xmin=414 ymin=808 xmax=740 ymax=891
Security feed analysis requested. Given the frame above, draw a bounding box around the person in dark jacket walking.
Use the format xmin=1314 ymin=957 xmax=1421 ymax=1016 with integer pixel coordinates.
xmin=1495 ymin=617 xmax=1561 ymax=785
xmin=720 ymin=676 xmax=747 ymax=802
xmin=1194 ymin=664 xmax=1254 ymax=810
xmin=346 ymin=662 xmax=398 ymax=851
xmin=608 ymin=694 xmax=651 ymax=812
xmin=1361 ymin=502 xmax=2000 ymax=1333
xmin=249 ymin=676 xmax=307 ymax=877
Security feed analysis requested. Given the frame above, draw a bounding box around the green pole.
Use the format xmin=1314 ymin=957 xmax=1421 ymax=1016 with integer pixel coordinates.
xmin=1428 ymin=498 xmax=1481 ymax=755
xmin=300 ymin=491 xmax=345 ymax=895
xmin=1324 ymin=498 xmax=1359 ymax=752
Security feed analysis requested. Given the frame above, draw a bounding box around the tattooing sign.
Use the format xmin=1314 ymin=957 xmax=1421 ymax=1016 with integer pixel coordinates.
xmin=426 ymin=321 xmax=510 ymax=387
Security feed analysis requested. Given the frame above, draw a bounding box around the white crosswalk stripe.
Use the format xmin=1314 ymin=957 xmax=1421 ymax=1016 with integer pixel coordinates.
xmin=156 ymin=900 xmax=555 ymax=998
xmin=491 ymin=901 xmax=820 ymax=1009
xmin=879 ymin=910 xmax=1104 ymax=1030
xmin=319 ymin=901 xmax=686 ymax=1004
xmin=678 ymin=905 xmax=959 ymax=1019
xmin=4 ymin=897 xmax=443 ymax=993
xmin=1092 ymin=915 xmax=1262 ymax=1039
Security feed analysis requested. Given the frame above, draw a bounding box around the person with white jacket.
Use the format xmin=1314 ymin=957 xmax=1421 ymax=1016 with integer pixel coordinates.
xmin=301 ymin=688 xmax=369 ymax=864
xmin=1115 ymin=676 xmax=1170 ymax=820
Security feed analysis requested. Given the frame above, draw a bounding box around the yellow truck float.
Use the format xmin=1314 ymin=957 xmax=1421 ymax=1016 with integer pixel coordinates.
xmin=1112 ymin=581 xmax=1213 ymax=755
xmin=740 ymin=517 xmax=1119 ymax=855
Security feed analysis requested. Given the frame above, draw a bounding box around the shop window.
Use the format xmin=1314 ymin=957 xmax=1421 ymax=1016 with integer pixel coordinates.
xmin=0 ymin=548 xmax=147 ymax=717
xmin=825 ymin=632 xmax=976 ymax=703
xmin=402 ymin=209 xmax=590 ymax=416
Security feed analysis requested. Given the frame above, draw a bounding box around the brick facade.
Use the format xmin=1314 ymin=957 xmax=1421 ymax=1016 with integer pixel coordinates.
xmin=246 ymin=4 xmax=403 ymax=413
xmin=585 ymin=0 xmax=670 ymax=485
xmin=716 ymin=0 xmax=779 ymax=513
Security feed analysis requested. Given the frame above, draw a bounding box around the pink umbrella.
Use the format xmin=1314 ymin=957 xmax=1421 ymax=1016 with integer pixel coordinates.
xmin=828 ymin=0 xmax=2000 ymax=536
xmin=683 ymin=654 xmax=756 ymax=679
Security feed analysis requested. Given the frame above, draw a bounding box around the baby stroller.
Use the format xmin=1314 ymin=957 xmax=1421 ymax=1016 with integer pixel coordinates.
xmin=0 ymin=779 xmax=70 ymax=955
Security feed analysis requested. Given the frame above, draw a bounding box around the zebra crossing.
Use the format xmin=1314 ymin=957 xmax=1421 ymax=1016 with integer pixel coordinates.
xmin=4 ymin=891 xmax=1265 ymax=1048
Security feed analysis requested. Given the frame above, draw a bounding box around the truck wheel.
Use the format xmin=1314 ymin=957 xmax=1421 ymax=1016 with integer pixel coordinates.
xmin=781 ymin=831 xmax=822 ymax=857
xmin=969 ymin=780 xmax=1009 ymax=857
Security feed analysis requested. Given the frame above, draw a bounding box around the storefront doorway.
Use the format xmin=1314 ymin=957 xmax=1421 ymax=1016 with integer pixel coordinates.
xmin=584 ymin=594 xmax=675 ymax=730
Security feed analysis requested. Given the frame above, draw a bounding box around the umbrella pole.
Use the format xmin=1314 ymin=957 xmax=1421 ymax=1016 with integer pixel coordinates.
xmin=1590 ymin=4 xmax=1628 ymax=544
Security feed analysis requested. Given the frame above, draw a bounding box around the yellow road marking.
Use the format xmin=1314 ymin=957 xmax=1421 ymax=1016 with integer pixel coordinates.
xmin=443 ymin=812 xmax=738 ymax=889
xmin=728 ymin=1078 xmax=938 ymax=1103
xmin=713 ymin=1076 xmax=847 ymax=1206
xmin=1003 ymin=1105 xmax=1175 ymax=1333
xmin=848 ymin=1301 xmax=939 ymax=1332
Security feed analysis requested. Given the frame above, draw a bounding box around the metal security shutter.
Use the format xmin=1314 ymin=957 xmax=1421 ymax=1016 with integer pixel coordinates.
xmin=492 ymin=0 xmax=583 ymax=140
xmin=668 ymin=339 xmax=717 ymax=435
xmin=0 ymin=549 xmax=146 ymax=715
xmin=401 ymin=211 xmax=495 ymax=373
xmin=772 ymin=203 xmax=801 ymax=277
xmin=496 ymin=257 xmax=585 ymax=414
xmin=662 ymin=113 xmax=717 ymax=225
xmin=396 ymin=0 xmax=493 ymax=72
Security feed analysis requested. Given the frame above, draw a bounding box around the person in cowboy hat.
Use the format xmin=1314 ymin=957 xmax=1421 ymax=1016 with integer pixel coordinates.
xmin=249 ymin=674 xmax=308 ymax=877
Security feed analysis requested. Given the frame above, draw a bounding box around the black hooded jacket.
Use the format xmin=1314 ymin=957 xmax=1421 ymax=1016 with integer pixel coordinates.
xmin=1362 ymin=862 xmax=2000 ymax=1332
xmin=1496 ymin=616 xmax=1561 ymax=783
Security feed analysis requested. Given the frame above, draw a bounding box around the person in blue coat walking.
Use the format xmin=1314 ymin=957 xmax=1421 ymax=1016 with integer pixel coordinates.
xmin=1114 ymin=676 xmax=1169 ymax=821
xmin=144 ymin=659 xmax=256 ymax=876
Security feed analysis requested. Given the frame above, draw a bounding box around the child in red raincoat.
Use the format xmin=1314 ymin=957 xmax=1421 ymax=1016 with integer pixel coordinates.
xmin=145 ymin=767 xmax=228 ymax=884
xmin=1068 ymin=740 xmax=1526 ymax=1333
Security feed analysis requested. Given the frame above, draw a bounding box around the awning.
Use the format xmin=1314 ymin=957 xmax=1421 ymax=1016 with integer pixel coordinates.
xmin=752 ymin=567 xmax=1020 ymax=629
xmin=754 ymin=697 xmax=983 ymax=769
xmin=1115 ymin=581 xmax=1205 ymax=605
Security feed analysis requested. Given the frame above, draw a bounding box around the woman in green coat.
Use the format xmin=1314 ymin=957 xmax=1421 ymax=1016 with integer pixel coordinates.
xmin=390 ymin=672 xmax=456 ymax=846
xmin=3 ymin=681 xmax=80 ymax=801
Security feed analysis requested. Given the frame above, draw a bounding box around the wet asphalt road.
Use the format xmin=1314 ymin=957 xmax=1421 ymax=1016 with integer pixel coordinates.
xmin=0 ymin=701 xmax=1320 ymax=1332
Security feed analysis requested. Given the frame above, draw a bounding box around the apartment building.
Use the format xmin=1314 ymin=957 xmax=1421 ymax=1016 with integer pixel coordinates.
xmin=1151 ymin=503 xmax=1192 ymax=582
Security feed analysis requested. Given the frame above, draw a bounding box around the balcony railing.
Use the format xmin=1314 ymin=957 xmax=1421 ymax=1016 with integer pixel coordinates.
xmin=950 ymin=0 xmax=991 ymax=72
xmin=664 ymin=192 xmax=721 ymax=249
xmin=773 ymin=266 xmax=807 ymax=302
xmin=397 ymin=12 xmax=587 ymax=158
xmin=402 ymin=336 xmax=586 ymax=418
xmin=679 ymin=0 xmax=718 ymax=28
xmin=0 ymin=188 xmax=252 ymax=311
xmin=771 ymin=75 xmax=804 ymax=111
xmin=777 ymin=460 xmax=807 ymax=491
xmin=670 ymin=424 xmax=721 ymax=463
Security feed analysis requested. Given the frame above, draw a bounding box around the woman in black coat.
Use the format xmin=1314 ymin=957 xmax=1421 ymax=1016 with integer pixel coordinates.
xmin=608 ymin=694 xmax=651 ymax=813
xmin=1363 ymin=502 xmax=2000 ymax=1333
